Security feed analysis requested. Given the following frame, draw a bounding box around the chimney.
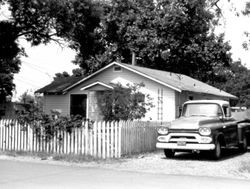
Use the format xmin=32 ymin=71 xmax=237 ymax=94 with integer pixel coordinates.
xmin=132 ymin=52 xmax=136 ymax=66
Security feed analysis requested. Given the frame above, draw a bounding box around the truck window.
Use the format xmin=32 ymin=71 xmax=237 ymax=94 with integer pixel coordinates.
xmin=182 ymin=103 xmax=222 ymax=117
xmin=222 ymin=105 xmax=231 ymax=117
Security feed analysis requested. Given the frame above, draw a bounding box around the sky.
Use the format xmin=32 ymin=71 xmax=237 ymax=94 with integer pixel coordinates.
xmin=13 ymin=40 xmax=78 ymax=101
xmin=1 ymin=0 xmax=250 ymax=101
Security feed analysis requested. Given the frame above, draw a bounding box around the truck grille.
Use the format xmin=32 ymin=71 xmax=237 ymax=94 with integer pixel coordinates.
xmin=168 ymin=133 xmax=199 ymax=143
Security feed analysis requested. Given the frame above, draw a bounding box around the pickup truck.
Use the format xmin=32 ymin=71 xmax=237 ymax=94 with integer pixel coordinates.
xmin=156 ymin=100 xmax=250 ymax=159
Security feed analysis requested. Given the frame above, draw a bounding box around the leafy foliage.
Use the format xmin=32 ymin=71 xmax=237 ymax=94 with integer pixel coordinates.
xmin=218 ymin=61 xmax=250 ymax=107
xmin=79 ymin=0 xmax=232 ymax=84
xmin=0 ymin=21 xmax=21 ymax=103
xmin=14 ymin=91 xmax=90 ymax=140
xmin=16 ymin=105 xmax=88 ymax=141
xmin=0 ymin=0 xmax=101 ymax=101
xmin=2 ymin=0 xmax=249 ymax=107
xmin=97 ymin=83 xmax=154 ymax=121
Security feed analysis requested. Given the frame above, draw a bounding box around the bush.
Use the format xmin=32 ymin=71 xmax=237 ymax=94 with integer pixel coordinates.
xmin=97 ymin=83 xmax=153 ymax=121
xmin=16 ymin=100 xmax=92 ymax=141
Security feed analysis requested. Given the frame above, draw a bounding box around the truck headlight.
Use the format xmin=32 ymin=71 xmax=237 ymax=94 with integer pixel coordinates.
xmin=158 ymin=127 xmax=169 ymax=135
xmin=199 ymin=128 xmax=211 ymax=136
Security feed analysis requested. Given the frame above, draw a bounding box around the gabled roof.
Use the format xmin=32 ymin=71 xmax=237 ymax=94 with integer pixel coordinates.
xmin=36 ymin=61 xmax=237 ymax=99
xmin=35 ymin=76 xmax=84 ymax=94
xmin=121 ymin=63 xmax=237 ymax=99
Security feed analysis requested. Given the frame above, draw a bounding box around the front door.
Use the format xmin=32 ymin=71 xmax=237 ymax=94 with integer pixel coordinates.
xmin=70 ymin=94 xmax=87 ymax=117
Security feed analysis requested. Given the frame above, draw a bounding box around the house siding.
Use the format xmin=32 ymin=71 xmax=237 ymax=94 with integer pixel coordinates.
xmin=174 ymin=91 xmax=230 ymax=118
xmin=44 ymin=94 xmax=70 ymax=116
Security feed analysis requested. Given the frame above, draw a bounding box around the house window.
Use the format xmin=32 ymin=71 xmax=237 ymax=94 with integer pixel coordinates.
xmin=70 ymin=94 xmax=87 ymax=117
xmin=113 ymin=66 xmax=122 ymax=72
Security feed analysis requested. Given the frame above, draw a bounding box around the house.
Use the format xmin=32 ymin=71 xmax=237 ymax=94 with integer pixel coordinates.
xmin=36 ymin=61 xmax=237 ymax=122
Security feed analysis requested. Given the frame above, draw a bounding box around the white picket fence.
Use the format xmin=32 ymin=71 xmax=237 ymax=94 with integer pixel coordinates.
xmin=0 ymin=119 xmax=162 ymax=159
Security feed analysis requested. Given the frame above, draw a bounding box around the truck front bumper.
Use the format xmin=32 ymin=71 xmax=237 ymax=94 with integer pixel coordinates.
xmin=156 ymin=142 xmax=215 ymax=151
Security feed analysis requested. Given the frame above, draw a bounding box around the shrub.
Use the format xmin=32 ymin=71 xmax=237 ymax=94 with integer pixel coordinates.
xmin=97 ymin=83 xmax=153 ymax=121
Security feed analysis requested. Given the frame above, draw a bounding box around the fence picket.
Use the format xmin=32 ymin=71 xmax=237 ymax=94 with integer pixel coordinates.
xmin=110 ymin=121 xmax=114 ymax=158
xmin=0 ymin=119 xmax=161 ymax=158
xmin=93 ymin=122 xmax=97 ymax=157
xmin=106 ymin=122 xmax=110 ymax=158
xmin=97 ymin=121 xmax=101 ymax=158
xmin=114 ymin=122 xmax=118 ymax=158
xmin=102 ymin=122 xmax=105 ymax=159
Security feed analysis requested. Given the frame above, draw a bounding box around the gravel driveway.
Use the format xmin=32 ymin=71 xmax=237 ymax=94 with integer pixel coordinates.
xmin=102 ymin=149 xmax=250 ymax=180
xmin=1 ymin=149 xmax=250 ymax=180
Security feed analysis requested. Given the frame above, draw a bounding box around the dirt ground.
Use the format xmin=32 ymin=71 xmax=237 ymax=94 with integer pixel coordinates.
xmin=1 ymin=149 xmax=250 ymax=180
xmin=102 ymin=149 xmax=250 ymax=180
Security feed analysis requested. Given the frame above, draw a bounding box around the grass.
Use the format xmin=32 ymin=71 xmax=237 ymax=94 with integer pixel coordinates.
xmin=0 ymin=150 xmax=123 ymax=164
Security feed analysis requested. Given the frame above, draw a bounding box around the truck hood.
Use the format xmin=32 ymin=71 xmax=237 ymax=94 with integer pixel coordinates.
xmin=170 ymin=116 xmax=219 ymax=130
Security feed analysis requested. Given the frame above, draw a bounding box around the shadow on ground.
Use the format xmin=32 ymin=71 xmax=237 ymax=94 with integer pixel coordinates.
xmin=161 ymin=148 xmax=250 ymax=161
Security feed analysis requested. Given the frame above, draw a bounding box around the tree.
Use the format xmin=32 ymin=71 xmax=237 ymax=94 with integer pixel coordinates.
xmin=53 ymin=71 xmax=70 ymax=81
xmin=97 ymin=83 xmax=153 ymax=121
xmin=79 ymin=0 xmax=232 ymax=85
xmin=18 ymin=91 xmax=43 ymax=112
xmin=0 ymin=0 xmax=101 ymax=101
xmin=218 ymin=61 xmax=250 ymax=107
xmin=0 ymin=21 xmax=21 ymax=103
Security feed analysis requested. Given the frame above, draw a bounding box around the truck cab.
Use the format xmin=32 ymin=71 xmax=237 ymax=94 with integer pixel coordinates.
xmin=156 ymin=100 xmax=248 ymax=159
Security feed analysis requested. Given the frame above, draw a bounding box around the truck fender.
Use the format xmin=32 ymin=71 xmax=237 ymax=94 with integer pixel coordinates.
xmin=238 ymin=122 xmax=250 ymax=144
xmin=214 ymin=133 xmax=226 ymax=147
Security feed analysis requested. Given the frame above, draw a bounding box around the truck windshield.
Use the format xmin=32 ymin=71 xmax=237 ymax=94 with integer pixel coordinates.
xmin=182 ymin=103 xmax=222 ymax=117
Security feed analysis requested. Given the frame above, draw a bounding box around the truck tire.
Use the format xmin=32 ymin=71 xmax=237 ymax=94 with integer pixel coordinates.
xmin=239 ymin=135 xmax=248 ymax=153
xmin=164 ymin=149 xmax=175 ymax=158
xmin=211 ymin=140 xmax=222 ymax=160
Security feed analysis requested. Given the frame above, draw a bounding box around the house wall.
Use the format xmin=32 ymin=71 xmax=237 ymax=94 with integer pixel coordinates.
xmin=175 ymin=91 xmax=230 ymax=118
xmin=43 ymin=95 xmax=70 ymax=116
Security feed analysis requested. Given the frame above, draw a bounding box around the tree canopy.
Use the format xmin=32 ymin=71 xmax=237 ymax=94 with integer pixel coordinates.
xmin=0 ymin=21 xmax=21 ymax=103
xmin=76 ymin=0 xmax=232 ymax=84
xmin=0 ymin=0 xmax=101 ymax=102
xmin=1 ymin=0 xmax=250 ymax=107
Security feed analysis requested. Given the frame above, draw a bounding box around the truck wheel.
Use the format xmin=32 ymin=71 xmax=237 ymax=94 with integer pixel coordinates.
xmin=164 ymin=149 xmax=175 ymax=158
xmin=239 ymin=135 xmax=248 ymax=153
xmin=211 ymin=140 xmax=221 ymax=160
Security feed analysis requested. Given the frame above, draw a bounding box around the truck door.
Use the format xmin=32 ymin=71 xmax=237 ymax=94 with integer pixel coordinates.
xmin=222 ymin=105 xmax=238 ymax=146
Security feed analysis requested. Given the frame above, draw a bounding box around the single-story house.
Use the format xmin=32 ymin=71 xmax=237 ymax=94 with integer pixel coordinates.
xmin=36 ymin=61 xmax=237 ymax=122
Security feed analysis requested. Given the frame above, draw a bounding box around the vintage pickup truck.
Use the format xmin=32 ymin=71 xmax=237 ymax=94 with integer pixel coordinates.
xmin=156 ymin=100 xmax=250 ymax=159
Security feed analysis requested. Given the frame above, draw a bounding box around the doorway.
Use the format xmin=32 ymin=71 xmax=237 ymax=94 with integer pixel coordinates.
xmin=70 ymin=94 xmax=87 ymax=117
